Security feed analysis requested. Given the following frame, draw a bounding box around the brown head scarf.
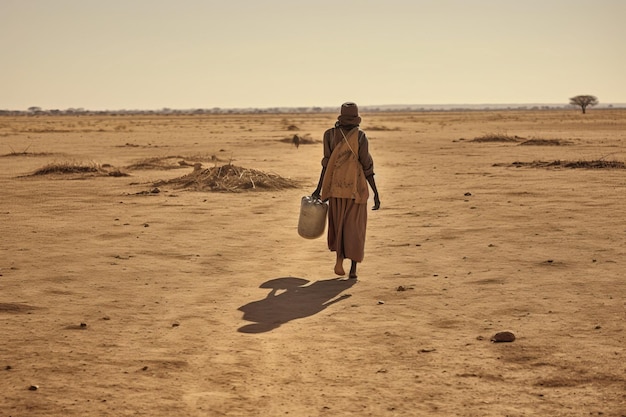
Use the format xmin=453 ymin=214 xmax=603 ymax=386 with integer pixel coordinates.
xmin=337 ymin=102 xmax=361 ymax=127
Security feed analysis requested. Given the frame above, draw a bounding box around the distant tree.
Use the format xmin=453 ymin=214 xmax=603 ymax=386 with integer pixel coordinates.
xmin=28 ymin=106 xmax=42 ymax=113
xmin=569 ymin=95 xmax=598 ymax=114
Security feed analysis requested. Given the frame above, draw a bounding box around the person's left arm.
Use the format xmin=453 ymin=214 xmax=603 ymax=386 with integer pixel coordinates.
xmin=358 ymin=132 xmax=380 ymax=210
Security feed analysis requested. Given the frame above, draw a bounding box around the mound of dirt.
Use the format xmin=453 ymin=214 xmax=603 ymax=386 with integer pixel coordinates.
xmin=519 ymin=139 xmax=571 ymax=146
xmin=155 ymin=163 xmax=300 ymax=192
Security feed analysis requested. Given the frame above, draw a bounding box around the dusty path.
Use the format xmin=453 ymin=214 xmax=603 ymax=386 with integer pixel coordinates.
xmin=1 ymin=110 xmax=625 ymax=416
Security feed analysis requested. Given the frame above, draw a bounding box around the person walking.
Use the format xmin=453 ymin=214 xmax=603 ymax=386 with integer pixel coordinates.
xmin=312 ymin=102 xmax=380 ymax=279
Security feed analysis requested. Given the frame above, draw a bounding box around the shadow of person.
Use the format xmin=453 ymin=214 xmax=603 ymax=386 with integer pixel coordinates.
xmin=237 ymin=277 xmax=356 ymax=334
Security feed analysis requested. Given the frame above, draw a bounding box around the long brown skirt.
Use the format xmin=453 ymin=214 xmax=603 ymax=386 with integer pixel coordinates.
xmin=327 ymin=197 xmax=368 ymax=262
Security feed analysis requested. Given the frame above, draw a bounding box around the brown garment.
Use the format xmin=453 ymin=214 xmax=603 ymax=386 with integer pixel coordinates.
xmin=320 ymin=126 xmax=375 ymax=262
xmin=320 ymin=127 xmax=369 ymax=204
xmin=327 ymin=197 xmax=367 ymax=262
xmin=321 ymin=127 xmax=374 ymax=177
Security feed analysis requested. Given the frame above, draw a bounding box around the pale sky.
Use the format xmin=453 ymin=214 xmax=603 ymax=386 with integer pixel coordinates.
xmin=1 ymin=0 xmax=624 ymax=110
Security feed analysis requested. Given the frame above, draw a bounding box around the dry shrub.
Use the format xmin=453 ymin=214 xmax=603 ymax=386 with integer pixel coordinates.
xmin=559 ymin=160 xmax=625 ymax=169
xmin=27 ymin=161 xmax=128 ymax=177
xmin=126 ymin=155 xmax=221 ymax=170
xmin=155 ymin=163 xmax=299 ymax=192
xmin=470 ymin=133 xmax=523 ymax=143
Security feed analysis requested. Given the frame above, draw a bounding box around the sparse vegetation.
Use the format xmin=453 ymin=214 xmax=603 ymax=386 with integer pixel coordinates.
xmin=126 ymin=154 xmax=221 ymax=170
xmin=470 ymin=133 xmax=522 ymax=143
xmin=366 ymin=125 xmax=400 ymax=131
xmin=496 ymin=159 xmax=626 ymax=169
xmin=26 ymin=161 xmax=128 ymax=177
xmin=569 ymin=95 xmax=598 ymax=114
xmin=154 ymin=163 xmax=299 ymax=192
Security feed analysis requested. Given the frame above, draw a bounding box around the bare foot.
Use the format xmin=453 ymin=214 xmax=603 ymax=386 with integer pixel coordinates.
xmin=334 ymin=256 xmax=345 ymax=276
xmin=349 ymin=261 xmax=358 ymax=279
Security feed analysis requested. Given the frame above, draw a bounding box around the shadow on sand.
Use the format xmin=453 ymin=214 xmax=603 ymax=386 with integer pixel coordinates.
xmin=237 ymin=277 xmax=356 ymax=333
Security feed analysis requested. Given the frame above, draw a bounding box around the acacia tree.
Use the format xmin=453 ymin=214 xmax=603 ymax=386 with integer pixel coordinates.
xmin=569 ymin=95 xmax=598 ymax=114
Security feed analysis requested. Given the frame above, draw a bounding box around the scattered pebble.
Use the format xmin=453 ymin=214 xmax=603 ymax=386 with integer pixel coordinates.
xmin=377 ymin=300 xmax=385 ymax=305
xmin=28 ymin=385 xmax=39 ymax=391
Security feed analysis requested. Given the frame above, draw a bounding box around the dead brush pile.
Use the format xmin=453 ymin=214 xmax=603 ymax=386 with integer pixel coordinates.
xmin=126 ymin=154 xmax=221 ymax=170
xmin=498 ymin=160 xmax=626 ymax=169
xmin=470 ymin=133 xmax=523 ymax=143
xmin=155 ymin=163 xmax=299 ymax=192
xmin=28 ymin=161 xmax=128 ymax=177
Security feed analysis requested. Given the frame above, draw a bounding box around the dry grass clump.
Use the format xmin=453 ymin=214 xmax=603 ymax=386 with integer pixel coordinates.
xmin=498 ymin=160 xmax=626 ymax=169
xmin=366 ymin=125 xmax=400 ymax=131
xmin=27 ymin=161 xmax=128 ymax=177
xmin=557 ymin=160 xmax=626 ymax=169
xmin=126 ymin=154 xmax=222 ymax=170
xmin=470 ymin=133 xmax=523 ymax=143
xmin=1 ymin=145 xmax=53 ymax=157
xmin=155 ymin=163 xmax=299 ymax=192
xmin=1 ymin=151 xmax=53 ymax=157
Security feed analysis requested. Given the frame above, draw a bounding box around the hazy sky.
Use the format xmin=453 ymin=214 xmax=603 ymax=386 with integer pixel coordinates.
xmin=1 ymin=0 xmax=624 ymax=110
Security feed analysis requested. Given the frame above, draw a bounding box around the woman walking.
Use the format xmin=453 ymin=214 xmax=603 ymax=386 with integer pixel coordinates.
xmin=312 ymin=102 xmax=380 ymax=279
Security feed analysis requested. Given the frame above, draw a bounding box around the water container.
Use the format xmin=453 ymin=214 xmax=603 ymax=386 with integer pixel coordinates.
xmin=298 ymin=196 xmax=328 ymax=239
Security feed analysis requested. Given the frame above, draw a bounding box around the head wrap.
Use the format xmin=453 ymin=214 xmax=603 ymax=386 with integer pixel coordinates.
xmin=337 ymin=102 xmax=361 ymax=127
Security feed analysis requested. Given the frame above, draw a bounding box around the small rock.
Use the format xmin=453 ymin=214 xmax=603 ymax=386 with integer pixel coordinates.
xmin=150 ymin=188 xmax=160 ymax=194
xmin=28 ymin=385 xmax=39 ymax=391
xmin=377 ymin=300 xmax=385 ymax=305
xmin=80 ymin=322 xmax=87 ymax=328
xmin=491 ymin=331 xmax=515 ymax=343
xmin=396 ymin=285 xmax=406 ymax=291
xmin=464 ymin=192 xmax=472 ymax=196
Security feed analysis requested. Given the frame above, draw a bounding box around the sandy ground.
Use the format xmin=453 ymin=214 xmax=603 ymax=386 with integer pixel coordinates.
xmin=1 ymin=110 xmax=625 ymax=417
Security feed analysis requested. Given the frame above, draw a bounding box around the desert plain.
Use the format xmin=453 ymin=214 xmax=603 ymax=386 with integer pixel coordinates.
xmin=1 ymin=109 xmax=625 ymax=416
